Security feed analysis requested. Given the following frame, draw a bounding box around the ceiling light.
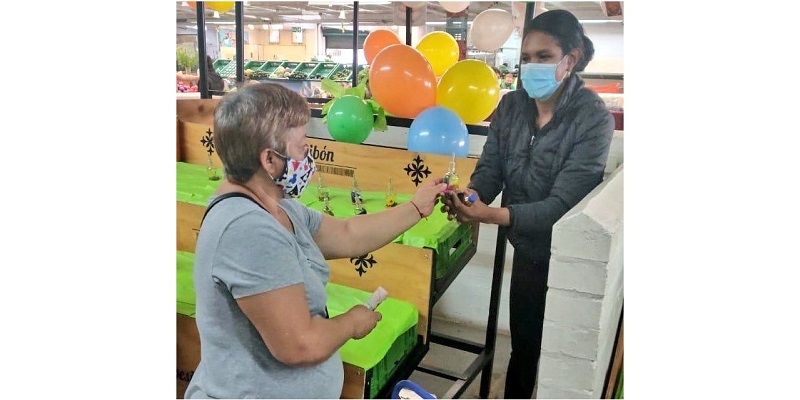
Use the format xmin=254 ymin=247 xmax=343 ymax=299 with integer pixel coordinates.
xmin=339 ymin=10 xmax=346 ymax=19
xmin=248 ymin=24 xmax=254 ymax=30
xmin=262 ymin=24 xmax=269 ymax=29
xmin=181 ymin=2 xmax=189 ymax=6
xmin=213 ymin=11 xmax=220 ymax=18
xmin=272 ymin=24 xmax=284 ymax=30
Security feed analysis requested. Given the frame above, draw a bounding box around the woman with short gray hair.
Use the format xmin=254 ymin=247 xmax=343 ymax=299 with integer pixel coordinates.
xmin=185 ymin=83 xmax=446 ymax=399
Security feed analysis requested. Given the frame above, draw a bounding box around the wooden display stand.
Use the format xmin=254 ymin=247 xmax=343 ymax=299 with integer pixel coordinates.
xmin=176 ymin=99 xmax=480 ymax=398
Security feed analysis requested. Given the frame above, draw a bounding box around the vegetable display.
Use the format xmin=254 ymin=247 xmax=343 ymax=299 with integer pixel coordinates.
xmin=330 ymin=68 xmax=352 ymax=81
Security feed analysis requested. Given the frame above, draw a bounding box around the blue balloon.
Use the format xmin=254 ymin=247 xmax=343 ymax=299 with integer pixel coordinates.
xmin=407 ymin=106 xmax=468 ymax=157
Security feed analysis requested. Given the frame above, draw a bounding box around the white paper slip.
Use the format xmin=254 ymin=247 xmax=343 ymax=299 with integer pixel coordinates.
xmin=365 ymin=286 xmax=389 ymax=310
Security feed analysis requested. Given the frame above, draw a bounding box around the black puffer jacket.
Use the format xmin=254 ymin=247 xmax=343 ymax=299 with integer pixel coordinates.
xmin=469 ymin=74 xmax=614 ymax=261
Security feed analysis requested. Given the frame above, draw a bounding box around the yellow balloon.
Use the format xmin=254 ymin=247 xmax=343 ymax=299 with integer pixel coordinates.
xmin=437 ymin=60 xmax=500 ymax=125
xmin=415 ymin=31 xmax=459 ymax=76
xmin=207 ymin=2 xmax=235 ymax=13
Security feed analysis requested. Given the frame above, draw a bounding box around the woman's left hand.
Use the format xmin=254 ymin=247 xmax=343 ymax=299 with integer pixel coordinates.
xmin=441 ymin=188 xmax=489 ymax=223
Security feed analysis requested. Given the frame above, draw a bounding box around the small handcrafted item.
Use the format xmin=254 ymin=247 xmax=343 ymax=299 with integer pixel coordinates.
xmin=317 ymin=175 xmax=329 ymax=202
xmin=207 ymin=154 xmax=220 ymax=181
xmin=351 ymin=174 xmax=363 ymax=205
xmin=385 ymin=177 xmax=398 ymax=208
xmin=442 ymin=154 xmax=459 ymax=191
xmin=322 ymin=193 xmax=335 ymax=217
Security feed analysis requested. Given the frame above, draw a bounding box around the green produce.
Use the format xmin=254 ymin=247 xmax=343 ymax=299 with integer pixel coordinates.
xmin=331 ymin=69 xmax=352 ymax=81
xmin=357 ymin=66 xmax=370 ymax=83
xmin=248 ymin=70 xmax=270 ymax=80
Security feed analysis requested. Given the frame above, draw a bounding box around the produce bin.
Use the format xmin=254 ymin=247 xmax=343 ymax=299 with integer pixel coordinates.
xmin=242 ymin=60 xmax=267 ymax=72
xmin=212 ymin=59 xmax=231 ymax=73
xmin=309 ymin=62 xmax=339 ymax=80
xmin=287 ymin=62 xmax=320 ymax=80
xmin=258 ymin=61 xmax=285 ymax=74
xmin=218 ymin=60 xmax=238 ymax=78
xmin=329 ymin=64 xmax=353 ymax=81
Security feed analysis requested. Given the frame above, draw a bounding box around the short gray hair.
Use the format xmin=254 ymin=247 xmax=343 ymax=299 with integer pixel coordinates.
xmin=213 ymin=83 xmax=310 ymax=184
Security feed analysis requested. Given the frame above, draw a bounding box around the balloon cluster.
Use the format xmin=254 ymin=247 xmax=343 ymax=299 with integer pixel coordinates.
xmin=324 ymin=7 xmax=515 ymax=158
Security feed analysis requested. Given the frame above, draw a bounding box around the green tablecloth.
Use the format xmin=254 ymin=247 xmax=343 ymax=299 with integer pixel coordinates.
xmin=177 ymin=250 xmax=196 ymax=317
xmin=326 ymin=282 xmax=418 ymax=370
xmin=176 ymin=162 xmax=224 ymax=207
xmin=177 ymin=161 xmax=459 ymax=250
xmin=176 ymin=251 xmax=418 ymax=371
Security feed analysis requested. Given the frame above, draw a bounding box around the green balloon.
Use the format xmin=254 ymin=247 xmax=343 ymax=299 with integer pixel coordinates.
xmin=327 ymin=95 xmax=374 ymax=144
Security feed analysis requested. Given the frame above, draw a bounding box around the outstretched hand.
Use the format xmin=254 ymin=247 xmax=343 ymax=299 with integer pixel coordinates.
xmin=411 ymin=178 xmax=448 ymax=218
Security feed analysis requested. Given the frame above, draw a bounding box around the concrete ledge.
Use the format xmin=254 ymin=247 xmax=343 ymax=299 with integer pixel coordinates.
xmin=544 ymin=289 xmax=604 ymax=329
xmin=548 ymin=255 xmax=609 ymax=295
xmin=551 ymin=166 xmax=623 ymax=262
xmin=538 ymin=351 xmax=599 ymax=391
xmin=540 ymin=321 xmax=600 ymax=360
xmin=536 ymin=384 xmax=595 ymax=399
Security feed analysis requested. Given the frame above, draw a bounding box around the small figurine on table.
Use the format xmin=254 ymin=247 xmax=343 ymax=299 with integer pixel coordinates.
xmin=350 ymin=174 xmax=363 ymax=205
xmin=385 ymin=177 xmax=397 ymax=208
xmin=207 ymin=154 xmax=220 ymax=181
xmin=354 ymin=196 xmax=367 ymax=215
xmin=322 ymin=193 xmax=335 ymax=217
xmin=317 ymin=175 xmax=329 ymax=202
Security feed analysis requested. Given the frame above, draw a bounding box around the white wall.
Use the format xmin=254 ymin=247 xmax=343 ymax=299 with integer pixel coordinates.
xmin=582 ymin=23 xmax=623 ymax=73
xmin=489 ymin=21 xmax=623 ymax=73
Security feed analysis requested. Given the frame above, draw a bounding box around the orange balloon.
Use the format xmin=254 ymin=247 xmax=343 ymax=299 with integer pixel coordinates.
xmin=187 ymin=2 xmax=196 ymax=10
xmin=369 ymin=44 xmax=436 ymax=118
xmin=363 ymin=30 xmax=402 ymax=65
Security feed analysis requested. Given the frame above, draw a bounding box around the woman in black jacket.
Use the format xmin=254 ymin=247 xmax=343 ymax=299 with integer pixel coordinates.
xmin=205 ymin=55 xmax=225 ymax=93
xmin=441 ymin=10 xmax=614 ymax=398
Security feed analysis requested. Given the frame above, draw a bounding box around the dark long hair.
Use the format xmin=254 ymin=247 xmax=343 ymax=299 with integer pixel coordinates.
xmin=524 ymin=10 xmax=595 ymax=72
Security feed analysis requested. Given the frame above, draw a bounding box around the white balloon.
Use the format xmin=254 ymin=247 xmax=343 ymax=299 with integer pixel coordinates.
xmin=439 ymin=1 xmax=470 ymax=14
xmin=403 ymin=2 xmax=426 ymax=9
xmin=511 ymin=2 xmax=548 ymax=34
xmin=469 ymin=9 xmax=514 ymax=51
xmin=511 ymin=1 xmax=527 ymax=33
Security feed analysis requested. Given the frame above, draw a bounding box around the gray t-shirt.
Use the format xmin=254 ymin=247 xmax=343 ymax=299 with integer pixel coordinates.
xmin=185 ymin=196 xmax=342 ymax=399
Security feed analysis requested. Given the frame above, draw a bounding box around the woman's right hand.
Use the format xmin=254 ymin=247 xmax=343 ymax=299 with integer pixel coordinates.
xmin=346 ymin=305 xmax=382 ymax=339
xmin=411 ymin=179 xmax=448 ymax=218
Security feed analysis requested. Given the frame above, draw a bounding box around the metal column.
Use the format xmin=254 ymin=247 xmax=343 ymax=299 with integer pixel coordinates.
xmin=195 ymin=2 xmax=209 ymax=99
xmin=351 ymin=1 xmax=359 ymax=87
xmin=235 ymin=1 xmax=245 ymax=86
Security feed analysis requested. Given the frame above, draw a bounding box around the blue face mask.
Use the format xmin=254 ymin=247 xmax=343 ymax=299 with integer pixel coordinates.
xmin=519 ymin=56 xmax=568 ymax=100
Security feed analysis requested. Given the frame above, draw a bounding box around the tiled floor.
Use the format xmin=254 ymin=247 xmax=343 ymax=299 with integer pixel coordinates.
xmin=406 ymin=318 xmax=517 ymax=399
